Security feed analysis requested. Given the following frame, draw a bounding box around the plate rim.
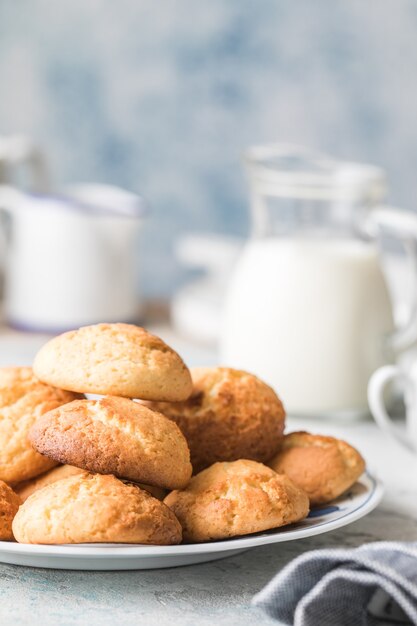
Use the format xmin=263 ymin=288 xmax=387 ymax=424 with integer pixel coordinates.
xmin=0 ymin=471 xmax=384 ymax=559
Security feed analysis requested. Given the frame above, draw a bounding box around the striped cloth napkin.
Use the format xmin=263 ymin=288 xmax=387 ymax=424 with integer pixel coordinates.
xmin=252 ymin=542 xmax=417 ymax=625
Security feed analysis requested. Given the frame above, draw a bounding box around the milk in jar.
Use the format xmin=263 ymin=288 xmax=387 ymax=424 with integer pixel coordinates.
xmin=220 ymin=144 xmax=393 ymax=417
xmin=221 ymin=236 xmax=394 ymax=414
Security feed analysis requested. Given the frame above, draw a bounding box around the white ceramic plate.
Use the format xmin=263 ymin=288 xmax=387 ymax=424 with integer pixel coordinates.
xmin=0 ymin=471 xmax=383 ymax=570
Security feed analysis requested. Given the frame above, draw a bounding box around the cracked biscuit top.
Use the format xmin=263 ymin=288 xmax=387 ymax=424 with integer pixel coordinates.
xmin=29 ymin=396 xmax=192 ymax=490
xmin=164 ymin=459 xmax=309 ymax=542
xmin=145 ymin=367 xmax=286 ymax=473
xmin=12 ymin=473 xmax=182 ymax=545
xmin=33 ymin=323 xmax=193 ymax=401
xmin=269 ymin=431 xmax=365 ymax=505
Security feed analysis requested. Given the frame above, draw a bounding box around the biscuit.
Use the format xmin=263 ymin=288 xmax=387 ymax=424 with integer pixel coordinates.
xmin=0 ymin=367 xmax=81 ymax=484
xmin=12 ymin=473 xmax=182 ymax=545
xmin=164 ymin=459 xmax=309 ymax=542
xmin=29 ymin=396 xmax=192 ymax=489
xmin=33 ymin=323 xmax=192 ymax=401
xmin=0 ymin=480 xmax=21 ymax=540
xmin=15 ymin=465 xmax=167 ymax=502
xmin=268 ymin=431 xmax=365 ymax=505
xmin=145 ymin=367 xmax=286 ymax=473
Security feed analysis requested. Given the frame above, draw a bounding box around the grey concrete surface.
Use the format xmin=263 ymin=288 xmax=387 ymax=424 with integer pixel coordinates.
xmin=0 ymin=506 xmax=416 ymax=626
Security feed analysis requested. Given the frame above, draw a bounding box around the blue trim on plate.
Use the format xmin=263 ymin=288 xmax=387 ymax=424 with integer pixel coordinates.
xmin=308 ymin=505 xmax=341 ymax=518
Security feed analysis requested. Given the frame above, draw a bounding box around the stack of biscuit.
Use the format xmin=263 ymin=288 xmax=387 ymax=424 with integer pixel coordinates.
xmin=0 ymin=323 xmax=365 ymax=545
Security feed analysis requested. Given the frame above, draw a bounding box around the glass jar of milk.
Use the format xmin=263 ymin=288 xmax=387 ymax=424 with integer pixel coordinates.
xmin=220 ymin=144 xmax=393 ymax=418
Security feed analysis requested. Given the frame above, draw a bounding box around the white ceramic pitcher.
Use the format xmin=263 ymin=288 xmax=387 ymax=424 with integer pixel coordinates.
xmin=221 ymin=145 xmax=417 ymax=418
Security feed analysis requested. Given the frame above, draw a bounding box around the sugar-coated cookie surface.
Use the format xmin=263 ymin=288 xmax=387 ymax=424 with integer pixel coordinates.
xmin=145 ymin=367 xmax=286 ymax=473
xmin=15 ymin=464 xmax=167 ymax=502
xmin=0 ymin=480 xmax=20 ymax=541
xmin=33 ymin=323 xmax=193 ymax=401
xmin=29 ymin=396 xmax=192 ymax=489
xmin=268 ymin=431 xmax=365 ymax=505
xmin=0 ymin=367 xmax=81 ymax=484
xmin=12 ymin=474 xmax=182 ymax=545
xmin=164 ymin=459 xmax=309 ymax=542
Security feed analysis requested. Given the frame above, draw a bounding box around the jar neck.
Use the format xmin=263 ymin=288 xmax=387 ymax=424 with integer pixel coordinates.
xmin=245 ymin=144 xmax=387 ymax=240
xmin=249 ymin=184 xmax=380 ymax=240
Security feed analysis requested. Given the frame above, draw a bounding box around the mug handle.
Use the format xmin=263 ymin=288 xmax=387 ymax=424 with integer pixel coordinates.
xmin=368 ymin=365 xmax=414 ymax=452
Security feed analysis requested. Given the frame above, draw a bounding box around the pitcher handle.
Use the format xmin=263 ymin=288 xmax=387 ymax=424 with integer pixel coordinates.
xmin=366 ymin=206 xmax=417 ymax=353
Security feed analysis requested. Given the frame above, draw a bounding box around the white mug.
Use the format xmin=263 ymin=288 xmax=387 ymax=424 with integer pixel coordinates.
xmin=0 ymin=184 xmax=145 ymax=332
xmin=0 ymin=135 xmax=147 ymax=332
xmin=368 ymin=362 xmax=417 ymax=454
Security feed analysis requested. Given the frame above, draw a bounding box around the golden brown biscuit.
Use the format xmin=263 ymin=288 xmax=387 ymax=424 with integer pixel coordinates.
xmin=33 ymin=323 xmax=192 ymax=401
xmin=164 ymin=459 xmax=309 ymax=542
xmin=268 ymin=431 xmax=365 ymax=505
xmin=29 ymin=396 xmax=192 ymax=489
xmin=15 ymin=464 xmax=167 ymax=502
xmin=12 ymin=474 xmax=182 ymax=545
xmin=145 ymin=367 xmax=286 ymax=473
xmin=0 ymin=480 xmax=21 ymax=540
xmin=0 ymin=367 xmax=81 ymax=484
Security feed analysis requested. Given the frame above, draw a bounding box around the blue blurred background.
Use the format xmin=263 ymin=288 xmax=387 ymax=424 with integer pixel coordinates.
xmin=1 ymin=0 xmax=416 ymax=296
